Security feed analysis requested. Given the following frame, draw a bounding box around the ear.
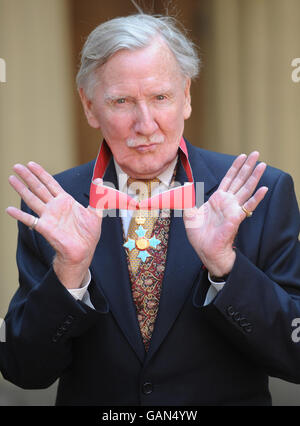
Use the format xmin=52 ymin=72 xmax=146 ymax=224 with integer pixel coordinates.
xmin=78 ymin=88 xmax=101 ymax=129
xmin=183 ymin=78 xmax=192 ymax=120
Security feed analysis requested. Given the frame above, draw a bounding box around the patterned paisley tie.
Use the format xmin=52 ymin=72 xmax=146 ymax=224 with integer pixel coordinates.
xmin=125 ymin=177 xmax=166 ymax=350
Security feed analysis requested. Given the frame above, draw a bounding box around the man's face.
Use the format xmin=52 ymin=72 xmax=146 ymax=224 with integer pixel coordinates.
xmin=80 ymin=37 xmax=192 ymax=179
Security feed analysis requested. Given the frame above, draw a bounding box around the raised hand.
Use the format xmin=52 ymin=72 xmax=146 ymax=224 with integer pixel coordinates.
xmin=6 ymin=162 xmax=103 ymax=289
xmin=183 ymin=152 xmax=268 ymax=277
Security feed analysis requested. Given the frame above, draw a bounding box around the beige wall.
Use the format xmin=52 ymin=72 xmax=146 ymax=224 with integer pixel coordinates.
xmin=0 ymin=0 xmax=77 ymax=317
xmin=203 ymin=0 xmax=300 ymax=202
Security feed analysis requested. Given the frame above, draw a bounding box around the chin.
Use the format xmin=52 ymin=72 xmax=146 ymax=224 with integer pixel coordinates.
xmin=125 ymin=161 xmax=165 ymax=179
xmin=127 ymin=167 xmax=162 ymax=179
xmin=118 ymin=147 xmax=177 ymax=178
xmin=118 ymin=151 xmax=156 ymax=174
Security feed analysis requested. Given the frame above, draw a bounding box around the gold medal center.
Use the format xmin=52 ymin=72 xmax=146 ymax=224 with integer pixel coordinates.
xmin=135 ymin=237 xmax=150 ymax=251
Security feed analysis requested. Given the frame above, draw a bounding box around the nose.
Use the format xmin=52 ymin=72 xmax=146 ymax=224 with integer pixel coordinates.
xmin=133 ymin=102 xmax=159 ymax=136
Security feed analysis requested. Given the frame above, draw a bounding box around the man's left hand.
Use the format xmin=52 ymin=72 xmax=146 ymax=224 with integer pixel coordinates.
xmin=183 ymin=151 xmax=268 ymax=278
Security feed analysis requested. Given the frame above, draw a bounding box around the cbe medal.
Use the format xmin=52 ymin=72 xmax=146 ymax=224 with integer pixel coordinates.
xmin=123 ymin=224 xmax=161 ymax=262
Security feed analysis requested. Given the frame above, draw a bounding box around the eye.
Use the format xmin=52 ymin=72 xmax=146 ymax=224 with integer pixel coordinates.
xmin=116 ymin=98 xmax=126 ymax=104
xmin=156 ymin=95 xmax=166 ymax=101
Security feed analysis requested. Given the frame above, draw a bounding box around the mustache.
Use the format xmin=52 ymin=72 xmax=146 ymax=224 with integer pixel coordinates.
xmin=126 ymin=134 xmax=165 ymax=148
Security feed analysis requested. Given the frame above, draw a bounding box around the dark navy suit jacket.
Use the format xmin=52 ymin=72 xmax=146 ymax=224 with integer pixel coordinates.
xmin=1 ymin=141 xmax=300 ymax=405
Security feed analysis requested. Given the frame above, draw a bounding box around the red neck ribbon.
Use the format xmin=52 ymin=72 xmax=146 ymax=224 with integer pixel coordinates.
xmin=89 ymin=138 xmax=195 ymax=211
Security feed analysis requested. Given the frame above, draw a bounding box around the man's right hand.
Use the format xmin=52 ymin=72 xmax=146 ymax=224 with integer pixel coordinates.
xmin=6 ymin=162 xmax=102 ymax=289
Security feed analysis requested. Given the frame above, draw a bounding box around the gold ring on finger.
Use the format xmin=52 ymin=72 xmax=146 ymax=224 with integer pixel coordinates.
xmin=241 ymin=206 xmax=253 ymax=218
xmin=29 ymin=216 xmax=39 ymax=231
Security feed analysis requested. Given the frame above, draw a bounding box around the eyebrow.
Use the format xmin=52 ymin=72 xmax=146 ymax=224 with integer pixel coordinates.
xmin=103 ymin=94 xmax=126 ymax=103
xmin=103 ymin=87 xmax=174 ymax=103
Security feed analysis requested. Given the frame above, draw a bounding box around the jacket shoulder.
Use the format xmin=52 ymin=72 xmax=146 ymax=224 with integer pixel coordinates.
xmin=186 ymin=141 xmax=289 ymax=188
xmin=53 ymin=160 xmax=95 ymax=199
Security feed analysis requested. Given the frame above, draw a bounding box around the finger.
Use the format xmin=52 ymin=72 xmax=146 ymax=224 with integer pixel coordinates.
xmin=6 ymin=206 xmax=40 ymax=231
xmin=218 ymin=154 xmax=247 ymax=191
xmin=27 ymin=162 xmax=64 ymax=197
xmin=235 ymin=162 xmax=267 ymax=205
xmin=8 ymin=175 xmax=45 ymax=216
xmin=227 ymin=151 xmax=260 ymax=194
xmin=240 ymin=186 xmax=269 ymax=219
xmin=13 ymin=164 xmax=53 ymax=203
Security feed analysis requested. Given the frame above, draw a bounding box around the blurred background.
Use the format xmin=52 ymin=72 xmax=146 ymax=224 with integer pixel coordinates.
xmin=0 ymin=0 xmax=299 ymax=405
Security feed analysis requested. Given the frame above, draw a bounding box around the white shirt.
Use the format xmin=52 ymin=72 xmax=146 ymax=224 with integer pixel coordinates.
xmin=68 ymin=158 xmax=225 ymax=306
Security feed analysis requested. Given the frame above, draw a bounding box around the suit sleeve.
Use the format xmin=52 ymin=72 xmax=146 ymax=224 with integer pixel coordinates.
xmin=0 ymin=202 xmax=108 ymax=389
xmin=203 ymin=171 xmax=300 ymax=383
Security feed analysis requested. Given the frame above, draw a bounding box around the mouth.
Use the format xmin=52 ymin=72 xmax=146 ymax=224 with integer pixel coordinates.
xmin=134 ymin=143 xmax=158 ymax=153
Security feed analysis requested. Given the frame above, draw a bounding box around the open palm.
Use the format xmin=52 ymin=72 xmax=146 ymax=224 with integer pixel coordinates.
xmin=7 ymin=162 xmax=102 ymax=287
xmin=184 ymin=152 xmax=268 ymax=277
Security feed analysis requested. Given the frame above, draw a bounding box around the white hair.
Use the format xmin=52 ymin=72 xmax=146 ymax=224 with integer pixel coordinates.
xmin=76 ymin=14 xmax=201 ymax=99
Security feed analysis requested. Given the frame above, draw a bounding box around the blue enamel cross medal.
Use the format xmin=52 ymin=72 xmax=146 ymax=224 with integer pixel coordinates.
xmin=123 ymin=224 xmax=161 ymax=262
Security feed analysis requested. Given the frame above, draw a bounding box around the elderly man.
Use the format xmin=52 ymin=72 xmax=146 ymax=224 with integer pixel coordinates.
xmin=2 ymin=14 xmax=300 ymax=406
